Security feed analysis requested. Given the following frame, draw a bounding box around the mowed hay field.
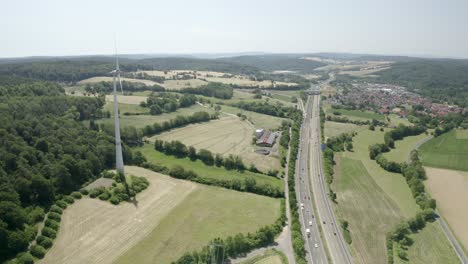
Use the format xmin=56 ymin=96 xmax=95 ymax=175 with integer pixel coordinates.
xmin=419 ymin=130 xmax=468 ymax=171
xmin=150 ymin=116 xmax=281 ymax=171
xmin=333 ymin=129 xmax=457 ymax=264
xmin=219 ymin=105 xmax=287 ymax=130
xmin=105 ymin=94 xmax=147 ymax=105
xmin=136 ymin=144 xmax=283 ymax=190
xmin=324 ymin=121 xmax=366 ymax=138
xmin=163 ymin=79 xmax=208 ymax=90
xmin=78 ymin=76 xmax=161 ymax=86
xmin=40 ymin=166 xmax=280 ymax=264
xmin=97 ymin=104 xmax=214 ymax=129
xmin=382 ymin=133 xmax=429 ymax=163
xmin=239 ymin=249 xmax=286 ymax=264
xmin=425 ymin=167 xmax=468 ymax=251
xmin=39 ymin=166 xmax=197 ymax=264
xmin=323 ymin=104 xmax=385 ymax=121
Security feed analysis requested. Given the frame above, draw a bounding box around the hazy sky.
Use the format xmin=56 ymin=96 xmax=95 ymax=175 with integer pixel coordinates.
xmin=1 ymin=0 xmax=468 ymax=58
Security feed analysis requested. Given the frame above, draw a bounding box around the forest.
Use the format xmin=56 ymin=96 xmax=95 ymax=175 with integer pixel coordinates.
xmin=0 ymin=78 xmax=136 ymax=262
xmin=375 ymin=59 xmax=468 ymax=107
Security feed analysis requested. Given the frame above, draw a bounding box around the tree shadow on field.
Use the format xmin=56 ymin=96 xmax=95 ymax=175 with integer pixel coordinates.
xmin=130 ymin=197 xmax=139 ymax=208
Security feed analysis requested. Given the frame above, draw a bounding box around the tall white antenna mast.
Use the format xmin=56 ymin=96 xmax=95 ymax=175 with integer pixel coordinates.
xmin=113 ymin=39 xmax=125 ymax=175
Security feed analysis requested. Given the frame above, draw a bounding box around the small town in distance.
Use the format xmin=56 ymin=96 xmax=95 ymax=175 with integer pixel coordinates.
xmin=0 ymin=1 xmax=467 ymax=264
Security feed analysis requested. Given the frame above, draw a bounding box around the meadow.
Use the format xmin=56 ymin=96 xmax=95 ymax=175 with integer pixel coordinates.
xmin=419 ymin=130 xmax=468 ymax=171
xmin=219 ymin=105 xmax=286 ymax=130
xmin=333 ymin=129 xmax=458 ymax=264
xmin=40 ymin=167 xmax=280 ymax=264
xmin=96 ymin=103 xmax=215 ymax=129
xmin=323 ymin=104 xmax=385 ymax=121
xmin=382 ymin=133 xmax=428 ymax=163
xmin=324 ymin=121 xmax=366 ymax=138
xmin=149 ymin=116 xmax=281 ymax=172
xmin=136 ymin=144 xmax=283 ymax=190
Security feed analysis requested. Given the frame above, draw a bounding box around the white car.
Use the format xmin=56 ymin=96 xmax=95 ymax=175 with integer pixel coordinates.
xmin=314 ymin=243 xmax=318 ymax=248
xmin=309 ymin=221 xmax=313 ymax=226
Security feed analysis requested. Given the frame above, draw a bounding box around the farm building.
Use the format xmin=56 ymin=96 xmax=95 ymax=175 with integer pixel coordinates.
xmin=256 ymin=130 xmax=277 ymax=147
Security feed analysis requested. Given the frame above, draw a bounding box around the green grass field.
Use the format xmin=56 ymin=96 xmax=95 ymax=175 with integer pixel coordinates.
xmin=324 ymin=105 xmax=385 ymax=121
xmin=240 ymin=249 xmax=287 ymax=264
xmin=115 ymin=183 xmax=280 ymax=264
xmin=382 ymin=133 xmax=428 ymax=163
xmin=419 ymin=130 xmax=468 ymax=171
xmin=96 ymin=104 xmax=215 ymax=129
xmin=334 ymin=129 xmax=457 ymax=263
xmin=324 ymin=121 xmax=366 ymax=138
xmin=136 ymin=144 xmax=284 ymax=190
xmin=219 ymin=105 xmax=287 ymax=130
xmin=402 ymin=222 xmax=460 ymax=264
xmin=199 ymin=90 xmax=296 ymax=108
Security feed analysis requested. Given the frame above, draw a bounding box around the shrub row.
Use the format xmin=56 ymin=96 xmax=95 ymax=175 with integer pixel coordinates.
xmin=142 ymin=111 xmax=217 ymax=137
xmin=142 ymin=162 xmax=283 ymax=198
xmin=285 ymin=111 xmax=308 ymax=264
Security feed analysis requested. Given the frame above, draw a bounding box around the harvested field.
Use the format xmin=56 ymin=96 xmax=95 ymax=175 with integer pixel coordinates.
xmin=425 ymin=167 xmax=468 ymax=251
xmin=105 ymin=94 xmax=147 ymax=105
xmin=163 ymin=79 xmax=207 ymax=90
xmin=149 ymin=116 xmax=281 ymax=172
xmin=39 ymin=166 xmax=197 ymax=264
xmin=115 ymin=181 xmax=280 ymax=264
xmin=220 ymin=105 xmax=286 ymax=130
xmin=78 ymin=76 xmax=160 ymax=86
xmin=40 ymin=166 xmax=280 ymax=264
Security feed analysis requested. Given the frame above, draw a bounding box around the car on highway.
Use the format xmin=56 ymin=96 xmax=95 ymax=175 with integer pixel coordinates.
xmin=309 ymin=221 xmax=313 ymax=226
xmin=314 ymin=243 xmax=318 ymax=248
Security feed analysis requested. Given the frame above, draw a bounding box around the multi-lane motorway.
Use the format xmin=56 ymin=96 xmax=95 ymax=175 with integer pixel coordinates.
xmin=295 ymin=94 xmax=353 ymax=264
xmin=295 ymin=97 xmax=328 ymax=264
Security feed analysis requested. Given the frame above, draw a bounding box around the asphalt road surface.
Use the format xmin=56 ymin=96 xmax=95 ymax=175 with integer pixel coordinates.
xmin=295 ymin=97 xmax=328 ymax=264
xmin=307 ymin=94 xmax=353 ymax=264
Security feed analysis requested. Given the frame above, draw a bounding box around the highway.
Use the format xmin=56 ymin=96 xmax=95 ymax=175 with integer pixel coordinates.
xmin=308 ymin=94 xmax=353 ymax=264
xmin=295 ymin=97 xmax=328 ymax=264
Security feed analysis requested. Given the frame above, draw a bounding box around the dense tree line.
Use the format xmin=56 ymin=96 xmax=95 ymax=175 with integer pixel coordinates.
xmin=284 ymin=110 xmax=308 ymax=264
xmin=142 ymin=163 xmax=283 ymax=198
xmin=85 ymin=81 xmax=165 ymax=95
xmin=141 ymin=93 xmax=197 ymax=115
xmin=154 ymin=140 xmax=247 ymax=172
xmin=385 ymin=151 xmax=437 ymax=263
xmin=172 ymin=200 xmax=286 ymax=263
xmin=326 ymin=115 xmax=385 ymax=126
xmin=142 ymin=111 xmax=217 ymax=136
xmin=179 ymin=82 xmax=233 ymax=99
xmin=0 ymin=82 xmax=133 ymax=262
xmin=0 ymin=80 xmax=64 ymax=97
xmin=231 ymin=101 xmax=300 ymax=118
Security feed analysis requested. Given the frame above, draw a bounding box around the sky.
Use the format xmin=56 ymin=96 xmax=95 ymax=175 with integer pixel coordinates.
xmin=1 ymin=0 xmax=468 ymax=58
